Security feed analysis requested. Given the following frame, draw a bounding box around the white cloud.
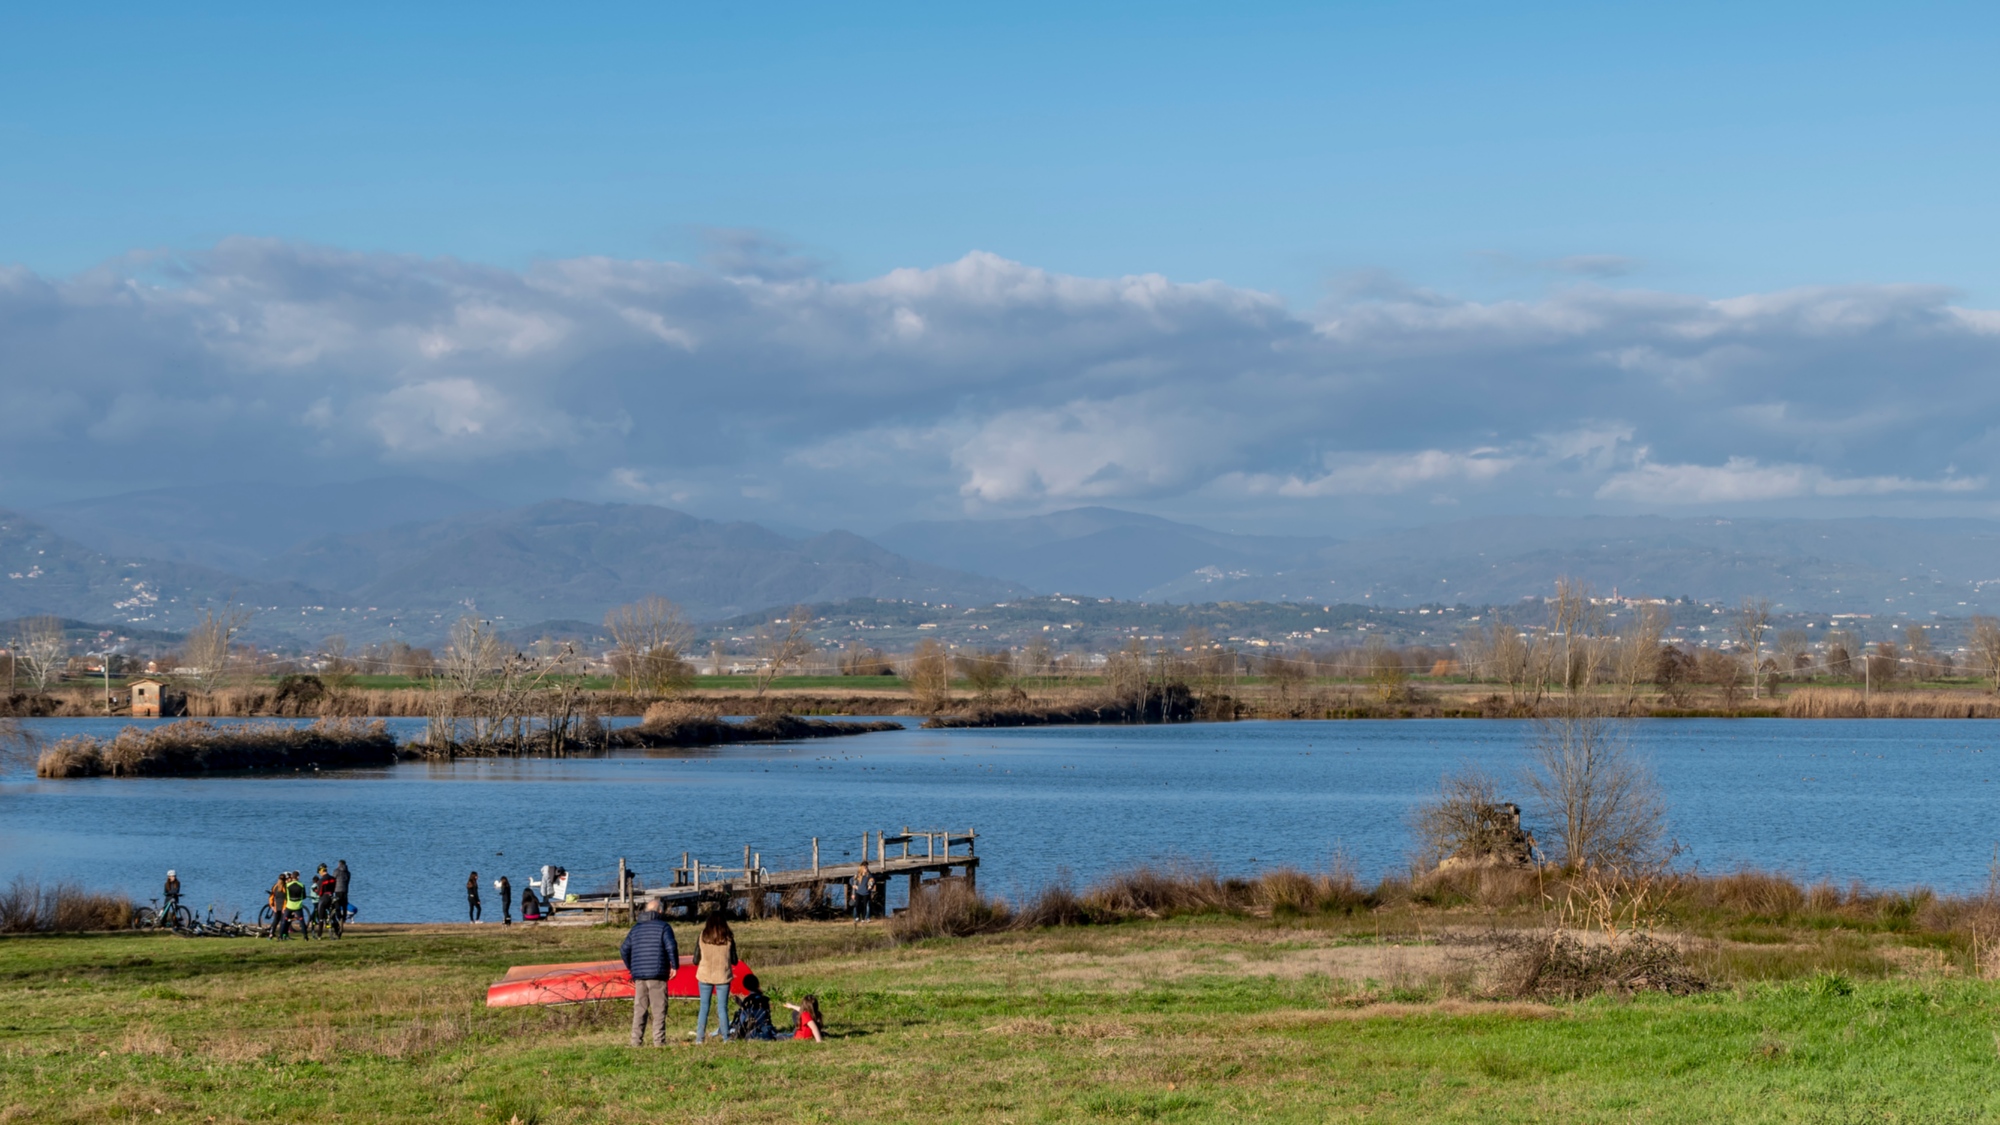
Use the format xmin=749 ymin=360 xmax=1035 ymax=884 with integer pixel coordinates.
xmin=4 ymin=238 xmax=2000 ymax=528
xmin=1597 ymin=456 xmax=1985 ymax=504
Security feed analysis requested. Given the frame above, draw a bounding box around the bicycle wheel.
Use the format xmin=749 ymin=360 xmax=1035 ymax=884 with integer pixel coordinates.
xmin=132 ymin=906 xmax=158 ymax=930
xmin=168 ymin=905 xmax=193 ymax=931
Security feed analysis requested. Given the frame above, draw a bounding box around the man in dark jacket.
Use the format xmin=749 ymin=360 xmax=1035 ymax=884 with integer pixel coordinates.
xmin=332 ymin=860 xmax=350 ymax=917
xmin=619 ymin=899 xmax=679 ymax=1047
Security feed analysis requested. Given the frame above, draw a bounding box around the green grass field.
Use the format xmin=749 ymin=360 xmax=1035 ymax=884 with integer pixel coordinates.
xmin=4 ymin=914 xmax=1997 ymax=1124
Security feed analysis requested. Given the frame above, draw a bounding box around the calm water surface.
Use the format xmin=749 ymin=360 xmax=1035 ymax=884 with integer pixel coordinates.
xmin=2 ymin=717 xmax=1996 ymax=921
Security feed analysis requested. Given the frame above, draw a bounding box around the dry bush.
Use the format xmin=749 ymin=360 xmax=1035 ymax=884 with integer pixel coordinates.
xmin=641 ymin=700 xmax=719 ymax=727
xmin=1013 ymin=880 xmax=1092 ymax=928
xmin=1495 ymin=929 xmax=1707 ymax=1000
xmin=1414 ymin=863 xmax=1541 ymax=909
xmin=1412 ymin=767 xmax=1531 ymax=868
xmin=888 ymin=881 xmax=1012 ymax=941
xmin=1694 ymin=870 xmax=1807 ymax=917
xmin=1253 ymin=862 xmax=1370 ymax=916
xmin=0 ymin=876 xmax=133 ymax=932
xmin=36 ymin=736 xmax=103 ymax=778
xmin=1083 ymin=864 xmax=1240 ymax=918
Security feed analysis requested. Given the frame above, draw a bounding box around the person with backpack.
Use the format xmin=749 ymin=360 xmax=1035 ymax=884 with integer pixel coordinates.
xmin=728 ymin=974 xmax=780 ymax=1040
xmin=692 ymin=913 xmax=738 ymax=1043
xmin=619 ymin=898 xmax=680 ymax=1047
xmin=466 ymin=871 xmax=482 ymax=922
xmin=283 ymin=872 xmax=308 ymax=938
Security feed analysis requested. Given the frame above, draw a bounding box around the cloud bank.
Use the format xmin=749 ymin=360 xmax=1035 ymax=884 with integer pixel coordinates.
xmin=2 ymin=238 xmax=1997 ymax=529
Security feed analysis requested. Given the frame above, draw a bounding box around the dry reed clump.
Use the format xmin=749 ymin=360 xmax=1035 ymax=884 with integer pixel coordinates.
xmin=1495 ymin=929 xmax=1708 ymax=1000
xmin=1783 ymin=688 xmax=2000 ymax=719
xmin=1411 ymin=863 xmax=1543 ymax=909
xmin=888 ymin=881 xmax=1014 ymax=941
xmin=0 ymin=876 xmax=133 ymax=932
xmin=36 ymin=718 xmax=397 ymax=777
xmin=641 ymin=700 xmax=720 ymax=727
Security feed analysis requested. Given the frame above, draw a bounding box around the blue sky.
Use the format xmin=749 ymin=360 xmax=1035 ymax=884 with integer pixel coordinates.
xmin=4 ymin=3 xmax=2000 ymax=534
xmin=8 ymin=2 xmax=1998 ymax=302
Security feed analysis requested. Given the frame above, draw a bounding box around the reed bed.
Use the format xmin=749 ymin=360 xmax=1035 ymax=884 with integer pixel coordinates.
xmin=36 ymin=718 xmax=399 ymax=777
xmin=1782 ymin=688 xmax=2000 ymax=718
xmin=0 ymin=876 xmax=132 ymax=932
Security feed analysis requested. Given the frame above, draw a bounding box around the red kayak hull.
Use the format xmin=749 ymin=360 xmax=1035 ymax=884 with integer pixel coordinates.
xmin=486 ymin=958 xmax=754 ymax=1007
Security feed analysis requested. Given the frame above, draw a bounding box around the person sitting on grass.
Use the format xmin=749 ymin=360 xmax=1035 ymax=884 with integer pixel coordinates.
xmin=784 ymin=994 xmax=824 ymax=1042
xmin=520 ymin=886 xmax=542 ymax=922
xmin=728 ymin=974 xmax=780 ymax=1040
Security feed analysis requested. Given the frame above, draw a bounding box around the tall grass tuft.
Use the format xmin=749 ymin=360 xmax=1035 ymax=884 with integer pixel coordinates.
xmin=1783 ymin=689 xmax=2000 ymax=719
xmin=889 ymin=881 xmax=1013 ymax=941
xmin=0 ymin=876 xmax=132 ymax=932
xmin=37 ymin=718 xmax=397 ymax=777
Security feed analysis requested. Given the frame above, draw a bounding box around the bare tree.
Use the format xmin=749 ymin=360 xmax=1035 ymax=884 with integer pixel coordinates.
xmin=604 ymin=596 xmax=695 ymax=695
xmin=1733 ymin=597 xmax=1771 ymax=699
xmin=12 ymin=617 xmax=67 ymax=692
xmin=1413 ymin=767 xmax=1532 ymax=869
xmin=1774 ymin=629 xmax=1813 ymax=682
xmin=1549 ymin=578 xmax=1604 ymax=695
xmin=320 ymin=634 xmax=356 ymax=694
xmin=1970 ymin=617 xmax=2000 ymax=692
xmin=1018 ymin=635 xmax=1054 ymax=687
xmin=1611 ymin=603 xmax=1668 ymax=706
xmin=955 ymin=647 xmax=1012 ymax=697
xmin=183 ymin=607 xmax=252 ymax=694
xmin=1903 ymin=624 xmax=1936 ymax=681
xmin=905 ymin=637 xmax=952 ymax=708
xmin=751 ymin=606 xmax=814 ymax=697
xmin=1525 ymin=709 xmax=1665 ymax=870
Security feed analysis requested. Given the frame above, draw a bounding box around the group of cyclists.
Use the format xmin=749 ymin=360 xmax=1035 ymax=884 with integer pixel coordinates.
xmin=262 ymin=860 xmax=352 ymax=939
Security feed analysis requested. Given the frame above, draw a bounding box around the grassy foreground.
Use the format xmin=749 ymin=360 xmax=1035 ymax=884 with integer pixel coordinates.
xmin=5 ymin=914 xmax=2000 ymax=1124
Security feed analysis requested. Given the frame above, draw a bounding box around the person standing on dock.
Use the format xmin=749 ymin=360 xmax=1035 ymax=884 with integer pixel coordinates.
xmin=852 ymin=862 xmax=876 ymax=922
xmin=620 ymin=898 xmax=679 ymax=1047
xmin=466 ymin=871 xmax=482 ymax=923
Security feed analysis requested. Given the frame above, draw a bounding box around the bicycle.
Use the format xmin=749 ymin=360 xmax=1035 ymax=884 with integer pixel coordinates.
xmin=131 ymin=897 xmax=192 ymax=932
xmin=307 ymin=897 xmax=344 ymax=939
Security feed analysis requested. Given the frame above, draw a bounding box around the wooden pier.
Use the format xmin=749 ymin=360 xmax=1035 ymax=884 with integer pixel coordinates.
xmin=554 ymin=828 xmax=977 ymax=921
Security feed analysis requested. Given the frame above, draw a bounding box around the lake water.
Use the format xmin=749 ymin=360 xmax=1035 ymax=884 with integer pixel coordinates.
xmin=2 ymin=717 xmax=1997 ymax=922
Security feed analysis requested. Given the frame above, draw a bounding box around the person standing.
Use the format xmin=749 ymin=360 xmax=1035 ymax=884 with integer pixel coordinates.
xmin=162 ymin=870 xmax=181 ymax=917
xmin=619 ymin=898 xmax=679 ymax=1047
xmin=497 ymin=874 xmax=513 ymax=925
xmin=852 ymin=862 xmax=876 ymax=922
xmin=332 ymin=860 xmax=351 ymax=919
xmin=283 ymin=872 xmax=308 ymax=938
xmin=466 ymin=871 xmax=482 ymax=923
xmin=693 ymin=913 xmax=738 ymax=1043
xmin=266 ymin=873 xmax=288 ymax=940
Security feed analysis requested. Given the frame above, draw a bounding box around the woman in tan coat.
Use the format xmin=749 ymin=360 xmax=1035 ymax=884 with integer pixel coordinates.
xmin=692 ymin=913 xmax=738 ymax=1043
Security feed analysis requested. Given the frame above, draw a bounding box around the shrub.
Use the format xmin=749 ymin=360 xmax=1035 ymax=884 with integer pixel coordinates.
xmin=889 ymin=881 xmax=1011 ymax=941
xmin=0 ymin=876 xmax=132 ymax=932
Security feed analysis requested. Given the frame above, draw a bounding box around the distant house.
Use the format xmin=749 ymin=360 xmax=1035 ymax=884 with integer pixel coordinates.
xmin=129 ymin=679 xmax=186 ymax=718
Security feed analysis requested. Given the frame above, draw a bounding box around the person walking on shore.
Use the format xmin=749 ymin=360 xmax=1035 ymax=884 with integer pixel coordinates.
xmin=619 ymin=898 xmax=679 ymax=1047
xmin=693 ymin=913 xmax=739 ymax=1043
xmin=466 ymin=871 xmax=482 ymax=923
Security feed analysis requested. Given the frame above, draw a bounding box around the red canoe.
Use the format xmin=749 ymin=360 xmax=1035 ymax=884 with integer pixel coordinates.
xmin=486 ymin=957 xmax=754 ymax=1008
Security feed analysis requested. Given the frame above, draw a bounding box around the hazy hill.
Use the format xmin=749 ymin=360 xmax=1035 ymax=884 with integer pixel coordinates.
xmin=260 ymin=500 xmax=1031 ymax=626
xmin=0 ymin=510 xmax=329 ymax=635
xmin=1140 ymin=515 xmax=2000 ymax=613
xmin=876 ymin=507 xmax=1334 ymax=599
xmin=32 ymin=478 xmax=493 ymax=574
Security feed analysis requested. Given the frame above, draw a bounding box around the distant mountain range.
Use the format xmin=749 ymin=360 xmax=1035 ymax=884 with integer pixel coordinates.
xmin=10 ymin=482 xmax=2000 ymax=648
xmin=875 ymin=507 xmax=1333 ymax=600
